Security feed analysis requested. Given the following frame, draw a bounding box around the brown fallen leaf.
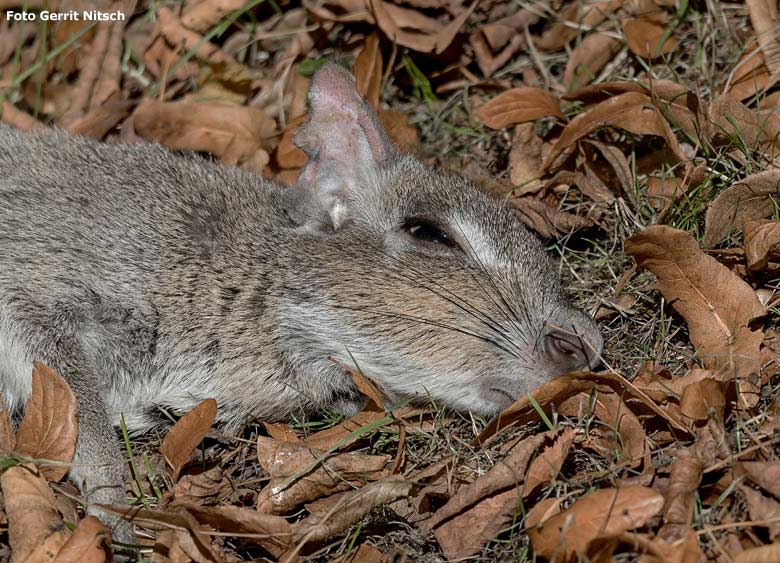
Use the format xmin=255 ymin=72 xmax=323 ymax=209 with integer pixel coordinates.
xmin=53 ymin=516 xmax=111 ymax=563
xmin=370 ymin=0 xmax=477 ymax=54
xmin=660 ymin=421 xmax=729 ymax=541
xmin=740 ymin=461 xmax=780 ymax=499
xmin=160 ymin=398 xmax=218 ymax=481
xmin=425 ymin=431 xmax=551 ymax=533
xmin=173 ymin=500 xmax=293 ymax=558
xmin=735 ymin=542 xmax=780 ymax=563
xmin=703 ymin=170 xmax=780 ymax=248
xmin=625 ymin=226 xmax=764 ymax=406
xmin=170 ymin=466 xmax=234 ymax=506
xmin=132 ymin=98 xmax=274 ymax=172
xmin=338 ymin=543 xmax=383 ymax=563
xmin=15 ymin=362 xmax=78 ymax=482
xmin=476 ymin=87 xmax=564 ymax=129
xmin=508 ymin=123 xmax=544 ymax=192
xmin=377 ymin=108 xmax=418 ymax=152
xmin=746 ymin=0 xmax=780 ymax=76
xmin=256 ymin=437 xmax=390 ymax=514
xmin=0 ymin=408 xmax=15 ymax=452
xmin=469 ymin=8 xmax=538 ymax=76
xmin=544 ymin=92 xmax=686 ymax=171
xmin=679 ymin=377 xmax=726 ymax=421
xmin=740 ymin=485 xmax=780 ymax=540
xmin=0 ymin=102 xmax=44 ymax=130
xmin=181 ymin=0 xmax=249 ymax=32
xmin=528 ymin=486 xmax=664 ymax=559
xmin=2 ymin=464 xmax=71 ymax=563
xmin=537 ymin=0 xmax=620 ymax=52
xmin=511 ymin=194 xmax=595 ymax=238
xmin=708 ymin=94 xmax=780 ymax=153
xmin=623 ymin=17 xmax=679 ymax=59
xmin=564 ymin=32 xmax=623 ymax=90
xmin=292 ymin=478 xmax=414 ymax=544
xmin=157 ymin=6 xmax=234 ymax=65
xmin=558 ymin=389 xmax=647 ymax=465
xmin=353 ymin=33 xmax=382 ymax=109
xmin=728 ymin=43 xmax=773 ymax=101
xmin=744 ymin=220 xmax=780 ymax=270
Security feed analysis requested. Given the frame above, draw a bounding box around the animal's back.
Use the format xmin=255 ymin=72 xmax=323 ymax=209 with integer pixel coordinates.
xmin=0 ymin=125 xmax=290 ymax=414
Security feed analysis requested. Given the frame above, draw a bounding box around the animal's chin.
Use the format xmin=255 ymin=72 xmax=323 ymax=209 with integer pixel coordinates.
xmin=473 ymin=387 xmax=518 ymax=415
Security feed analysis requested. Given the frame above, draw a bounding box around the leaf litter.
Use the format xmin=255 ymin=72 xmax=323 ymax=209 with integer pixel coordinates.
xmin=2 ymin=0 xmax=780 ymax=561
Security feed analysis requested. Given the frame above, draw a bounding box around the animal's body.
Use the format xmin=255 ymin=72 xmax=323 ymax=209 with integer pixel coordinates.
xmin=0 ymin=64 xmax=602 ymax=543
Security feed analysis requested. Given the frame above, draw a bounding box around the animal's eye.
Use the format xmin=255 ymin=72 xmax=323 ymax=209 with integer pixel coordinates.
xmin=403 ymin=218 xmax=457 ymax=249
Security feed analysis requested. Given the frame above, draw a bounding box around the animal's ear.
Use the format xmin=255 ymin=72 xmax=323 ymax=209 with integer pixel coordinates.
xmin=294 ymin=63 xmax=396 ymax=230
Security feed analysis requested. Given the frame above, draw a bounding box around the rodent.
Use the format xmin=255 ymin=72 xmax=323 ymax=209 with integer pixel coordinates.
xmin=0 ymin=63 xmax=602 ymax=542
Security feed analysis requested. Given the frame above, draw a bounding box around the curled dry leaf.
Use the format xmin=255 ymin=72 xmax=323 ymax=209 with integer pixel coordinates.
xmin=679 ymin=377 xmax=726 ymax=421
xmin=510 ymin=195 xmax=594 ymax=238
xmin=623 ymin=17 xmax=679 ymax=59
xmin=625 ymin=226 xmax=764 ymax=406
xmin=564 ymin=32 xmax=622 ymax=90
xmin=508 ymin=123 xmax=544 ymax=192
xmin=430 ymin=429 xmax=573 ymax=559
xmin=476 ymin=87 xmax=563 ymax=129
xmin=181 ymin=0 xmax=249 ymax=32
xmin=52 ymin=516 xmax=111 ymax=563
xmin=132 ymin=98 xmax=274 ymax=173
xmin=703 ymin=170 xmax=780 ymax=248
xmin=728 ymin=44 xmax=772 ymax=101
xmin=739 ymin=485 xmax=780 ymax=541
xmin=1 ymin=464 xmax=70 ymax=563
xmin=744 ymin=220 xmax=780 ymax=270
xmin=370 ymin=0 xmax=477 ymax=54
xmin=157 ymin=7 xmax=234 ymax=65
xmin=0 ymin=409 xmax=14 ymax=452
xmin=746 ymin=0 xmax=780 ymax=76
xmin=708 ymin=95 xmax=780 ymax=152
xmin=543 ymin=92 xmax=686 ymax=171
xmin=173 ymin=500 xmax=293 ymax=558
xmin=15 ymin=361 xmax=78 ymax=482
xmin=537 ymin=0 xmax=620 ymax=52
xmin=256 ymin=437 xmax=390 ymax=513
xmin=470 ymin=8 xmax=538 ymax=76
xmin=740 ymin=461 xmax=780 ymax=499
xmin=735 ymin=543 xmax=780 ymax=563
xmin=353 ymin=33 xmax=382 ymax=108
xmin=425 ymin=431 xmax=551 ymax=531
xmin=292 ymin=478 xmax=414 ymax=544
xmin=528 ymin=486 xmax=664 ymax=559
xmin=160 ymin=398 xmax=218 ymax=480
xmin=558 ymin=389 xmax=647 ymax=465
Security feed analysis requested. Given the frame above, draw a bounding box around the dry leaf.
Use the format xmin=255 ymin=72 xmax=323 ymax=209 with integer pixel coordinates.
xmin=528 ymin=486 xmax=664 ymax=559
xmin=746 ymin=0 xmax=780 ymax=76
xmin=0 ymin=409 xmax=15 ymax=452
xmin=173 ymin=501 xmax=293 ymax=558
xmin=625 ymin=226 xmax=764 ymax=406
xmin=181 ymin=0 xmax=249 ymax=32
xmin=564 ymin=33 xmax=623 ymax=90
xmin=510 ymin=195 xmax=594 ymax=238
xmin=508 ymin=123 xmax=544 ymax=192
xmin=353 ymin=33 xmax=382 ymax=108
xmin=679 ymin=378 xmax=726 ymax=421
xmin=256 ymin=437 xmax=390 ymax=513
xmin=744 ymin=220 xmax=780 ymax=270
xmin=157 ymin=7 xmax=234 ymax=65
xmin=476 ymin=87 xmax=563 ymax=129
xmin=53 ymin=516 xmax=111 ymax=563
xmin=15 ymin=362 xmax=78 ymax=482
xmin=292 ymin=478 xmax=414 ymax=543
xmin=2 ymin=464 xmax=70 ymax=563
xmin=740 ymin=461 xmax=780 ymax=499
xmin=160 ymin=398 xmax=218 ymax=480
xmin=735 ymin=543 xmax=780 ymax=563
xmin=339 ymin=543 xmax=383 ymax=563
xmin=623 ymin=17 xmax=679 ymax=59
xmin=703 ymin=170 xmax=780 ymax=248
xmin=544 ymin=92 xmax=686 ymax=171
xmin=708 ymin=94 xmax=780 ymax=152
xmin=524 ymin=428 xmax=575 ymax=493
xmin=740 ymin=485 xmax=780 ymax=540
xmin=132 ymin=98 xmax=274 ymax=172
xmin=370 ymin=0 xmax=476 ymax=54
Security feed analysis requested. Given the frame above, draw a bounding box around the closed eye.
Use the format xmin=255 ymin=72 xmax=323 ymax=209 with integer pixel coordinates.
xmin=402 ymin=218 xmax=459 ymax=249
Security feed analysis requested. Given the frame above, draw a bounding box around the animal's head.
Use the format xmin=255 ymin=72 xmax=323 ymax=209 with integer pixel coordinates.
xmin=289 ymin=63 xmax=603 ymax=416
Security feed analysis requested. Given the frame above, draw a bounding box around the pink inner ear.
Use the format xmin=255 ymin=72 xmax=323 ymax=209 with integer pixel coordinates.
xmin=305 ymin=64 xmax=389 ymax=163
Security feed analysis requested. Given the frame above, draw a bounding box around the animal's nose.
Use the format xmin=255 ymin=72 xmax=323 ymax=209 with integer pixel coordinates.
xmin=541 ymin=310 xmax=603 ymax=373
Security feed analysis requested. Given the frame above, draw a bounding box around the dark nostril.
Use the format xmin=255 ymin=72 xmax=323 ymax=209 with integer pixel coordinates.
xmin=542 ymin=323 xmax=600 ymax=372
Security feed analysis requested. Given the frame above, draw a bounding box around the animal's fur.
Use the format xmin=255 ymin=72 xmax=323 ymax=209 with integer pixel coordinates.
xmin=0 ymin=64 xmax=601 ymax=542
